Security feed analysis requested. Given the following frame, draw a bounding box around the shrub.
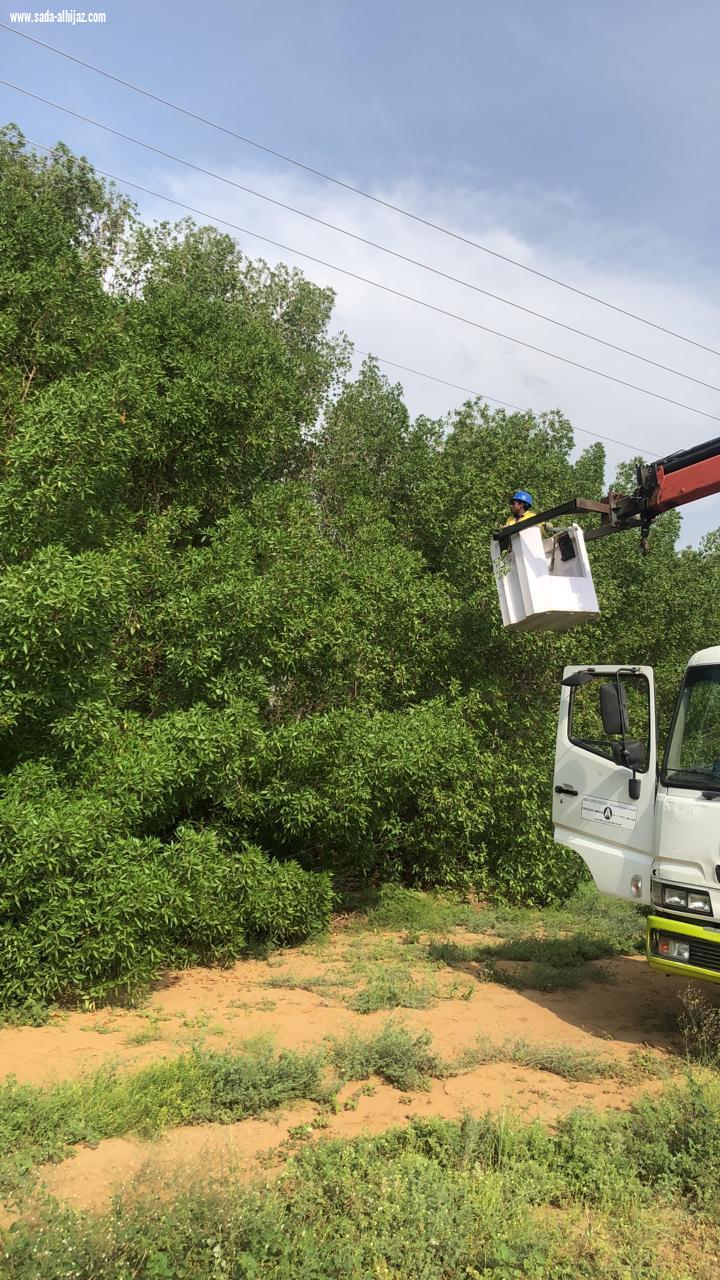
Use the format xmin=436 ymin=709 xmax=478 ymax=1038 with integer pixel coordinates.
xmin=3 ymin=130 xmax=717 ymax=1018
xmin=677 ymin=983 xmax=720 ymax=1066
xmin=328 ymin=1021 xmax=442 ymax=1091
xmin=0 ymin=776 xmax=331 ymax=1007
xmin=258 ymin=701 xmax=494 ymax=889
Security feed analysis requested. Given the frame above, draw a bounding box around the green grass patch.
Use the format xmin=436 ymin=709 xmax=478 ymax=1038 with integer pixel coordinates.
xmin=467 ymin=881 xmax=646 ymax=951
xmin=227 ymin=997 xmax=278 ymax=1013
xmin=486 ymin=935 xmax=618 ymax=965
xmin=356 ymin=883 xmax=644 ymax=992
xmin=0 ymin=1022 xmax=446 ymax=1199
xmin=365 ymin=884 xmax=465 ymax=932
xmin=5 ymin=1078 xmax=720 ymax=1277
xmin=328 ymin=1021 xmax=443 ymax=1092
xmin=348 ymin=967 xmax=438 ymax=1013
xmin=0 ymin=1041 xmax=327 ymax=1201
xmin=454 ymin=1036 xmax=672 ymax=1083
xmin=123 ymin=1025 xmax=163 ymax=1047
xmin=362 ymin=881 xmax=645 ymax=956
xmin=264 ymin=972 xmax=356 ymax=995
xmin=428 ymin=934 xmax=616 ymax=991
xmin=2 ymin=1020 xmax=666 ymax=1208
xmin=265 ymin=955 xmax=455 ymax=1012
xmin=0 ymin=1006 xmax=673 ymax=1216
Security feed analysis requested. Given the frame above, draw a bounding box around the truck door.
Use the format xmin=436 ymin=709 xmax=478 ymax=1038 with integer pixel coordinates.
xmin=552 ymin=665 xmax=657 ymax=903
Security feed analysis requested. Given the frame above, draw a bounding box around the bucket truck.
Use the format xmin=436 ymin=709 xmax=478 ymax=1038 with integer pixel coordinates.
xmin=493 ymin=434 xmax=720 ymax=982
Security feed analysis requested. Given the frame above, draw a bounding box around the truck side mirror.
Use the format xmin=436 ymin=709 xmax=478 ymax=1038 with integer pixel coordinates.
xmin=610 ymin=739 xmax=646 ymax=770
xmin=624 ymin=740 xmax=647 ymax=771
xmin=599 ymin=681 xmax=629 ymax=737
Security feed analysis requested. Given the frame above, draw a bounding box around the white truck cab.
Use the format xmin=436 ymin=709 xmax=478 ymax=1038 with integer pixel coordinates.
xmin=553 ymin=647 xmax=720 ymax=981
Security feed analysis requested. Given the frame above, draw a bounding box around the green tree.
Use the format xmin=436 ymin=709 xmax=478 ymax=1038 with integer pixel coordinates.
xmin=1 ymin=128 xmax=719 ymax=1007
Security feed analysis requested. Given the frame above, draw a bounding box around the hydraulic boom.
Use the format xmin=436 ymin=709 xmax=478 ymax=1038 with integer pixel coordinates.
xmin=493 ymin=432 xmax=720 ymax=551
xmin=544 ymin=430 xmax=720 ymax=986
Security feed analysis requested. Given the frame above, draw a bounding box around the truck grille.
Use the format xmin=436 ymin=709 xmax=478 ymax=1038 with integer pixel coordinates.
xmin=688 ymin=939 xmax=720 ymax=973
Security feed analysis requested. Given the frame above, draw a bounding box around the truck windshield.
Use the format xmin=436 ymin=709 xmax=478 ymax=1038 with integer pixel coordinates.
xmin=664 ymin=665 xmax=720 ymax=792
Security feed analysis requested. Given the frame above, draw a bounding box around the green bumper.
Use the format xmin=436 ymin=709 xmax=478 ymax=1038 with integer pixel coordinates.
xmin=647 ymin=915 xmax=720 ymax=984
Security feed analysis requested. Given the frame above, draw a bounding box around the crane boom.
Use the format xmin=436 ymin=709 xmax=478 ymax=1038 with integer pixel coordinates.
xmin=493 ymin=432 xmax=720 ymax=549
xmin=638 ymin=434 xmax=720 ymax=515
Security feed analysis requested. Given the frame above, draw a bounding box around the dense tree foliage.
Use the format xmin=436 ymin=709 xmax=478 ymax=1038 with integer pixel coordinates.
xmin=2 ymin=127 xmax=719 ymax=1005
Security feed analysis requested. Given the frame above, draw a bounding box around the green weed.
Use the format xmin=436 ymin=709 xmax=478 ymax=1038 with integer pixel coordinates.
xmin=363 ymin=883 xmax=645 ymax=955
xmin=428 ymin=935 xmax=614 ymax=991
xmin=227 ymin=997 xmax=278 ymax=1013
xmin=123 ymin=1025 xmax=163 ymax=1047
xmin=264 ymin=972 xmax=355 ymax=995
xmin=0 ymin=1022 xmax=450 ymax=1198
xmin=465 ymin=882 xmax=645 ymax=950
xmin=348 ymin=967 xmax=437 ymax=1012
xmin=0 ymin=1002 xmax=52 ymax=1030
xmin=454 ymin=1036 xmax=671 ymax=1084
xmin=5 ymin=1081 xmax=720 ymax=1277
xmin=0 ymin=1042 xmax=327 ymax=1200
xmin=328 ymin=1021 xmax=444 ymax=1092
xmin=677 ymin=984 xmax=720 ymax=1066
xmin=366 ymin=884 xmax=466 ymax=932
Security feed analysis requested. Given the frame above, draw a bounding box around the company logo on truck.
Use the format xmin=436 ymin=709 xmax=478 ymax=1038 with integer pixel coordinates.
xmin=581 ymin=795 xmax=637 ymax=830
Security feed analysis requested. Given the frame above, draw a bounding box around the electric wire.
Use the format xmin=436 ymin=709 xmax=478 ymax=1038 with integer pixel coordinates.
xmin=354 ymin=354 xmax=527 ymax=413
xmin=25 ymin=140 xmax=720 ymax=426
xmin=19 ymin=141 xmax=645 ymax=458
xmin=353 ymin=350 xmax=661 ymax=457
xmin=4 ymin=20 xmax=720 ymax=360
xmin=5 ymin=79 xmax=720 ymax=397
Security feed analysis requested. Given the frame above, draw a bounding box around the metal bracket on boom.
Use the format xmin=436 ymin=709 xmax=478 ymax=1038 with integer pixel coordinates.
xmin=493 ymin=499 xmax=610 ymax=550
xmin=493 ymin=432 xmax=720 ymax=553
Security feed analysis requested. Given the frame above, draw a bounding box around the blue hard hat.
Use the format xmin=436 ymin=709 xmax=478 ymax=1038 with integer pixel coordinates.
xmin=511 ymin=489 xmax=533 ymax=506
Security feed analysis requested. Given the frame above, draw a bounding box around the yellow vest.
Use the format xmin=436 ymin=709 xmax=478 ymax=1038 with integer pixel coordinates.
xmin=504 ymin=510 xmax=549 ymax=538
xmin=504 ymin=509 xmax=538 ymax=527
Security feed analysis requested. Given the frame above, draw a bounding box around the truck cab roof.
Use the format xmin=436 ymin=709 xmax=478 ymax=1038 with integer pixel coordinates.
xmin=688 ymin=646 xmax=720 ymax=667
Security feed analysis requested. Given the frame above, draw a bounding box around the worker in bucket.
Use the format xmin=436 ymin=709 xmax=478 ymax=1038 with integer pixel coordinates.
xmin=505 ymin=489 xmax=537 ymax=526
xmin=504 ymin=490 xmax=550 ymax=538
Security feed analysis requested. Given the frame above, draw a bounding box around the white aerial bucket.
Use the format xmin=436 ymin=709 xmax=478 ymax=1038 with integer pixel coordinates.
xmin=491 ymin=523 xmax=600 ymax=633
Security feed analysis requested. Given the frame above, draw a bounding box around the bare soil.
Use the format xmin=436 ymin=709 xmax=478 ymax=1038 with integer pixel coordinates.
xmin=0 ymin=926 xmax=691 ymax=1216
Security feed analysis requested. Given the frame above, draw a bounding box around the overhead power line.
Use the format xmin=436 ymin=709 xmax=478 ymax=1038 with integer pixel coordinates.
xmin=353 ymin=350 xmax=660 ymax=458
xmin=25 ymin=139 xmax=720 ymax=428
xmin=3 ymin=20 xmax=720 ymax=360
xmin=354 ymin=353 xmax=527 ymax=414
xmin=6 ymin=125 xmax=661 ymax=461
xmin=5 ymin=80 xmax=720 ymax=398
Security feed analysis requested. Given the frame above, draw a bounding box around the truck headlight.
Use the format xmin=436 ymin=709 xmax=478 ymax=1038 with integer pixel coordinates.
xmin=658 ymin=885 xmax=712 ymax=915
xmin=652 ymin=932 xmax=691 ymax=962
xmin=664 ymin=939 xmax=691 ymax=962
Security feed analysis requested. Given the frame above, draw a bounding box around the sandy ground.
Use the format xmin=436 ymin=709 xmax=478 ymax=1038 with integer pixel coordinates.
xmin=0 ymin=943 xmax=679 ymax=1088
xmin=39 ymin=1066 xmax=651 ymax=1216
xmin=0 ymin=927 xmax=694 ymax=1217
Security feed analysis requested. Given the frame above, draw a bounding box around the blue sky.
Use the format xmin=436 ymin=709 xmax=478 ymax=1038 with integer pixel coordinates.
xmin=3 ymin=0 xmax=720 ymax=543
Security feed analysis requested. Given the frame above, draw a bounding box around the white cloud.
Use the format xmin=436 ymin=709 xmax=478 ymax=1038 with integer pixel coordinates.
xmin=139 ymin=163 xmax=720 ymax=546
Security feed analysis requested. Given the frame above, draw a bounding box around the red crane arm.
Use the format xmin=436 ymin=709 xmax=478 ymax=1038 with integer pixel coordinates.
xmin=648 ymin=439 xmax=720 ymax=514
